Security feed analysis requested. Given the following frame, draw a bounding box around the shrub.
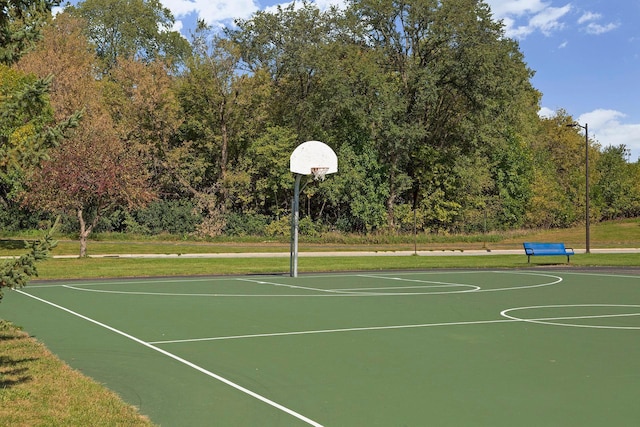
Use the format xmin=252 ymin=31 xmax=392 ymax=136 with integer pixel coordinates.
xmin=133 ymin=200 xmax=201 ymax=235
xmin=223 ymin=213 xmax=269 ymax=236
xmin=0 ymin=202 xmax=47 ymax=232
xmin=264 ymin=216 xmax=290 ymax=237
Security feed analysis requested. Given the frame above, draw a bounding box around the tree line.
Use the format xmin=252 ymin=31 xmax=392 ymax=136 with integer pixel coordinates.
xmin=2 ymin=0 xmax=640 ymax=255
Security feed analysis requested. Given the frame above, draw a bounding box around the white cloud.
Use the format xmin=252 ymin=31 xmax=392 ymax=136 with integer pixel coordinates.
xmin=313 ymin=0 xmax=347 ymax=9
xmin=538 ymin=108 xmax=640 ymax=161
xmin=171 ymin=20 xmax=183 ymax=34
xmin=263 ymin=0 xmax=347 ymax=14
xmin=538 ymin=107 xmax=555 ymax=118
xmin=529 ymin=5 xmax=571 ymax=35
xmin=487 ymin=0 xmax=548 ymax=18
xmin=162 ymin=0 xmax=260 ymax=25
xmin=161 ymin=0 xmax=347 ymax=32
xmin=576 ymin=10 xmax=619 ymax=35
xmin=487 ymin=2 xmax=620 ymax=40
xmin=579 ymin=109 xmax=625 ymax=129
xmin=578 ymin=12 xmax=601 ymax=24
xmin=585 ymin=22 xmax=619 ymax=35
xmin=578 ymin=110 xmax=640 ymax=161
xmin=486 ymin=1 xmax=572 ymax=39
xmin=265 ymin=1 xmax=306 ymax=14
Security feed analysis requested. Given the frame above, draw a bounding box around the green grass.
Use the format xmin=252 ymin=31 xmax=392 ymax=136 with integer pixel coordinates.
xmin=25 ymin=252 xmax=640 ymax=281
xmin=0 ymin=321 xmax=154 ymax=427
xmin=2 ymin=218 xmax=639 ymax=258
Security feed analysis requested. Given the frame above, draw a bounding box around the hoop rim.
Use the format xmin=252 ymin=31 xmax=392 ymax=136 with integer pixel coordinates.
xmin=311 ymin=166 xmax=330 ymax=181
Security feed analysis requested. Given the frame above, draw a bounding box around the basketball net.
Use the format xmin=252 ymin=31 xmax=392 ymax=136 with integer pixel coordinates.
xmin=311 ymin=167 xmax=329 ymax=181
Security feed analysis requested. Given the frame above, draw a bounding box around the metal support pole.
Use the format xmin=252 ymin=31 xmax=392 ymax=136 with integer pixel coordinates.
xmin=584 ymin=123 xmax=590 ymax=254
xmin=290 ymin=174 xmax=302 ymax=277
xmin=567 ymin=121 xmax=590 ymax=254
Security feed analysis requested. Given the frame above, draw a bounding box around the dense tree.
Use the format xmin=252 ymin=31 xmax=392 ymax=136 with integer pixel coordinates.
xmin=1 ymin=3 xmax=80 ymax=203
xmin=324 ymin=143 xmax=389 ymax=232
xmin=341 ymin=0 xmax=539 ymax=230
xmin=244 ymin=3 xmax=341 ymax=135
xmin=19 ymin=12 xmax=154 ymax=256
xmin=4 ymin=0 xmax=638 ymax=241
xmin=0 ymin=0 xmax=58 ymax=64
xmin=225 ymin=0 xmax=570 ymax=233
xmin=178 ymin=23 xmax=246 ymax=194
xmin=102 ymin=57 xmax=183 ymax=190
xmin=68 ymin=0 xmax=190 ymax=73
xmin=229 ymin=2 xmax=393 ymax=228
xmin=0 ymin=65 xmax=51 ymax=198
xmin=0 ymin=0 xmax=70 ymax=295
xmin=23 ymin=119 xmax=155 ymax=256
xmin=528 ymin=111 xmax=597 ymax=228
xmin=174 ymin=22 xmax=273 ymax=234
xmin=229 ymin=0 xmax=539 ymax=231
xmin=592 ymin=145 xmax=640 ymax=220
xmin=228 ymin=126 xmax=298 ymax=217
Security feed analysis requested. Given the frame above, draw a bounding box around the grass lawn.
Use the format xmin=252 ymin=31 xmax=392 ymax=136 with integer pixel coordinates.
xmin=1 ymin=218 xmax=639 ymax=258
xmin=27 ymin=252 xmax=640 ymax=280
xmin=0 ymin=321 xmax=154 ymax=426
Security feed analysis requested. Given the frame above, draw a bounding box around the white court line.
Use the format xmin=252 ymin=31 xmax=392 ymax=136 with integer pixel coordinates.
xmin=26 ymin=277 xmax=223 ymax=288
xmin=236 ymin=278 xmax=378 ymax=295
xmin=25 ymin=269 xmax=569 ymax=290
xmin=356 ymin=274 xmax=477 ymax=287
xmin=21 ymin=270 xmax=542 ymax=289
xmin=61 ymin=284 xmax=384 ymax=298
xmin=352 ymin=275 xmax=480 ymax=291
xmin=338 ymin=284 xmax=480 ymax=291
xmin=236 ymin=278 xmax=458 ymax=295
xmin=58 ymin=271 xmax=561 ymax=297
xmin=24 ymin=269 xmax=639 ymax=291
xmin=357 ymin=272 xmax=563 ymax=293
xmin=151 ymin=309 xmax=640 ymax=345
xmin=15 ymin=290 xmax=324 ymax=427
xmin=149 ymin=318 xmax=517 ymax=344
xmin=501 ymin=304 xmax=640 ymax=330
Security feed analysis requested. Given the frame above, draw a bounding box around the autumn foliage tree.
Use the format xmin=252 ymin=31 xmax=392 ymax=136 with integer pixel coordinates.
xmin=1 ymin=2 xmax=80 ymax=203
xmin=19 ymin=12 xmax=155 ymax=256
xmin=1 ymin=0 xmax=70 ymax=297
xmin=23 ymin=120 xmax=155 ymax=256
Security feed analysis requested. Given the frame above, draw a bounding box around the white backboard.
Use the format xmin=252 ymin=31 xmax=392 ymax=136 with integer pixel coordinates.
xmin=290 ymin=140 xmax=338 ymax=175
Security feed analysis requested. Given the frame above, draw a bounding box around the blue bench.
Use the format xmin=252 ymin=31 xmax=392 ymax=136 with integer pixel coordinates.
xmin=523 ymin=242 xmax=574 ymax=263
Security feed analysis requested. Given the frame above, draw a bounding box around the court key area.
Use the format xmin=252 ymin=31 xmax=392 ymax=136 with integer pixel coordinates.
xmin=2 ymin=269 xmax=640 ymax=426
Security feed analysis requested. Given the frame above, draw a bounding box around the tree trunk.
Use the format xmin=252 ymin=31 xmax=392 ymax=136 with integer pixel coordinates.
xmin=219 ymin=102 xmax=229 ymax=210
xmin=77 ymin=208 xmax=99 ymax=258
xmin=78 ymin=209 xmax=88 ymax=257
xmin=387 ymin=162 xmax=397 ymax=230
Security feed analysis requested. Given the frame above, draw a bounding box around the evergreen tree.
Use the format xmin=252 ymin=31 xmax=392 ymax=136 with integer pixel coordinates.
xmin=0 ymin=1 xmax=75 ymax=296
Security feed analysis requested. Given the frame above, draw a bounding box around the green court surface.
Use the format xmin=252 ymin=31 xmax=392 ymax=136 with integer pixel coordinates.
xmin=2 ymin=269 xmax=640 ymax=426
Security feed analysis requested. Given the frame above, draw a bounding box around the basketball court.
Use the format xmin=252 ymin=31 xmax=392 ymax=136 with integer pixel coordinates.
xmin=3 ymin=269 xmax=640 ymax=426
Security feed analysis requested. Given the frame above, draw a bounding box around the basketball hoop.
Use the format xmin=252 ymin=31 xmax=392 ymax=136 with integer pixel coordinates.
xmin=311 ymin=167 xmax=330 ymax=181
xmin=289 ymin=141 xmax=338 ymax=277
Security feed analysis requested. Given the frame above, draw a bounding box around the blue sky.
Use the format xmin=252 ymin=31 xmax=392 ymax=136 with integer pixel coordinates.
xmin=62 ymin=0 xmax=640 ymax=161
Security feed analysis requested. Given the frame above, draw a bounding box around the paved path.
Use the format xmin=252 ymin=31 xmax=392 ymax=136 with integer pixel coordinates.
xmin=39 ymin=248 xmax=640 ymax=259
